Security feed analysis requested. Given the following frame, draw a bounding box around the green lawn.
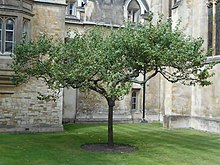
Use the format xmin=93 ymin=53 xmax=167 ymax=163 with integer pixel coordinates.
xmin=0 ymin=123 xmax=220 ymax=165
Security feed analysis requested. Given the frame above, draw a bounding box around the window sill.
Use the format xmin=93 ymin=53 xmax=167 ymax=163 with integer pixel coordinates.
xmin=65 ymin=15 xmax=80 ymax=20
xmin=0 ymin=54 xmax=12 ymax=59
xmin=206 ymin=55 xmax=220 ymax=63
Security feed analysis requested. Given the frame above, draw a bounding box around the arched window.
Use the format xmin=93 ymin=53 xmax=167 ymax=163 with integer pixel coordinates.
xmin=5 ymin=18 xmax=14 ymax=52
xmin=207 ymin=1 xmax=220 ymax=55
xmin=124 ymin=0 xmax=149 ymax=23
xmin=128 ymin=0 xmax=141 ymax=23
xmin=208 ymin=4 xmax=213 ymax=51
xmin=131 ymin=91 xmax=137 ymax=110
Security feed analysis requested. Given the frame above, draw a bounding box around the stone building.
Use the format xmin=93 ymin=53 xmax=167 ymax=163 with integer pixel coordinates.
xmin=0 ymin=0 xmax=220 ymax=133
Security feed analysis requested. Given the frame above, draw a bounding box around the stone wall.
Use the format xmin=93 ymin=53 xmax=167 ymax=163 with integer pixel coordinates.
xmin=84 ymin=0 xmax=124 ymax=25
xmin=32 ymin=0 xmax=66 ymax=38
xmin=0 ymin=0 xmax=66 ymax=132
xmin=163 ymin=0 xmax=220 ymax=133
xmin=0 ymin=79 xmax=63 ymax=133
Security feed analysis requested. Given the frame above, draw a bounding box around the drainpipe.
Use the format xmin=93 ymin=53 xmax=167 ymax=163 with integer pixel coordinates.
xmin=142 ymin=66 xmax=147 ymax=123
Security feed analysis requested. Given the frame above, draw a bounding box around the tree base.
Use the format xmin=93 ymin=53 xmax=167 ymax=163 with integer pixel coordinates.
xmin=140 ymin=119 xmax=148 ymax=123
xmin=81 ymin=143 xmax=135 ymax=153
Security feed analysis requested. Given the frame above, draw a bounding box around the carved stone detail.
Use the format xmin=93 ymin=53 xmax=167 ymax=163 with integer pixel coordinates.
xmin=207 ymin=0 xmax=213 ymax=7
xmin=207 ymin=0 xmax=219 ymax=7
xmin=214 ymin=0 xmax=219 ymax=4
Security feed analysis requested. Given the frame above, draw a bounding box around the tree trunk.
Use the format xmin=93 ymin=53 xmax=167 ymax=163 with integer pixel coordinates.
xmin=107 ymin=98 xmax=115 ymax=148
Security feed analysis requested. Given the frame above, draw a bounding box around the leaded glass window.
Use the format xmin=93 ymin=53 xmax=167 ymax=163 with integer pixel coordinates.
xmin=67 ymin=2 xmax=75 ymax=15
xmin=207 ymin=2 xmax=220 ymax=55
xmin=131 ymin=91 xmax=137 ymax=110
xmin=5 ymin=18 xmax=14 ymax=52
xmin=208 ymin=7 xmax=213 ymax=50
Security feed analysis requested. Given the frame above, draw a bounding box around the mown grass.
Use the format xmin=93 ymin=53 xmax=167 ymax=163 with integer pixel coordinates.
xmin=0 ymin=123 xmax=220 ymax=165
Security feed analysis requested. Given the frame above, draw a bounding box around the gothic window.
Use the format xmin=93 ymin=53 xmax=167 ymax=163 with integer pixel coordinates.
xmin=0 ymin=17 xmax=15 ymax=54
xmin=124 ymin=0 xmax=148 ymax=23
xmin=127 ymin=0 xmax=141 ymax=23
xmin=208 ymin=6 xmax=213 ymax=50
xmin=5 ymin=18 xmax=14 ymax=53
xmin=207 ymin=1 xmax=220 ymax=55
xmin=0 ymin=0 xmax=33 ymax=92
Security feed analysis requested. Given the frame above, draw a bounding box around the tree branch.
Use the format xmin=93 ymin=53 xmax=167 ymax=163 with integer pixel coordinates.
xmin=131 ymin=69 xmax=158 ymax=84
xmin=113 ymin=69 xmax=140 ymax=87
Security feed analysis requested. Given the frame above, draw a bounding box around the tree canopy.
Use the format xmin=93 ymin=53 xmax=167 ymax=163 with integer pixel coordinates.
xmin=12 ymin=15 xmax=215 ymax=148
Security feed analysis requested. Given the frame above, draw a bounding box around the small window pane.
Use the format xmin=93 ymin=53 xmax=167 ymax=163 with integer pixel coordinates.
xmin=0 ymin=20 xmax=2 ymax=30
xmin=132 ymin=104 xmax=136 ymax=110
xmin=6 ymin=19 xmax=14 ymax=30
xmin=68 ymin=3 xmax=74 ymax=15
xmin=70 ymin=4 xmax=73 ymax=9
xmin=6 ymin=31 xmax=13 ymax=41
xmin=132 ymin=98 xmax=136 ymax=104
xmin=132 ymin=92 xmax=136 ymax=97
xmin=5 ymin=42 xmax=13 ymax=52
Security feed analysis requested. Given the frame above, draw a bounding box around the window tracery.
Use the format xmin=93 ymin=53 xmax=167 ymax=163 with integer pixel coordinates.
xmin=124 ymin=0 xmax=149 ymax=23
xmin=0 ymin=17 xmax=15 ymax=54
